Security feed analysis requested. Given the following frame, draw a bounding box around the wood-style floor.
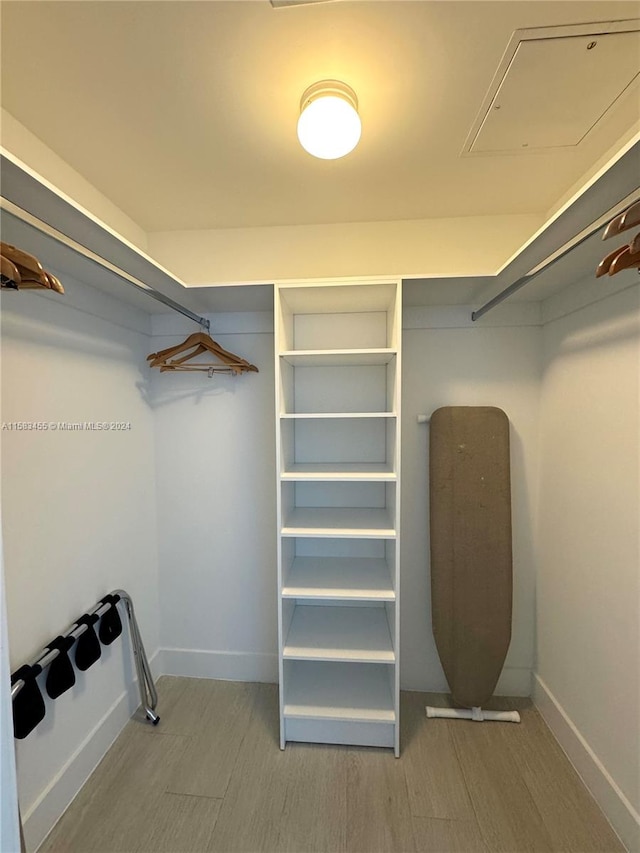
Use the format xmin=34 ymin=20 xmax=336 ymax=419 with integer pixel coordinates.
xmin=41 ymin=677 xmax=623 ymax=853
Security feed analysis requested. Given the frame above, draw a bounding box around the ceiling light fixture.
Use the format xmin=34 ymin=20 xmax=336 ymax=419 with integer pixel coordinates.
xmin=297 ymin=80 xmax=361 ymax=160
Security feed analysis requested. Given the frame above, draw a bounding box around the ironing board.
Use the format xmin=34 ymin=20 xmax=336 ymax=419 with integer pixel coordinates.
xmin=429 ymin=406 xmax=513 ymax=709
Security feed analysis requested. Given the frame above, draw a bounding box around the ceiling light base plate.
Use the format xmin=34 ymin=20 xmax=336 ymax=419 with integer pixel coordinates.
xmin=300 ymin=80 xmax=358 ymax=113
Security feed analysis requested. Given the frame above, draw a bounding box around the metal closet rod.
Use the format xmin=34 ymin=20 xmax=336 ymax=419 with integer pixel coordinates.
xmin=0 ymin=197 xmax=210 ymax=333
xmin=471 ymin=192 xmax=640 ymax=322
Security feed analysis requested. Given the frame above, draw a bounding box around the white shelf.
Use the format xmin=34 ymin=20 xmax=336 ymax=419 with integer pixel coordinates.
xmin=275 ymin=279 xmax=401 ymax=753
xmin=280 ymin=412 xmax=396 ymax=419
xmin=284 ymin=605 xmax=395 ymax=663
xmin=281 ymin=507 xmax=396 ymax=538
xmin=281 ymin=349 xmax=396 ymax=367
xmin=283 ymin=557 xmax=395 ymax=600
xmin=281 ymin=462 xmax=396 ymax=481
xmin=284 ymin=661 xmax=395 ymax=723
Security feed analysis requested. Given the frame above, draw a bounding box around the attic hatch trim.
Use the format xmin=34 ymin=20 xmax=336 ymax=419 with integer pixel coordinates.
xmin=462 ymin=18 xmax=640 ymax=157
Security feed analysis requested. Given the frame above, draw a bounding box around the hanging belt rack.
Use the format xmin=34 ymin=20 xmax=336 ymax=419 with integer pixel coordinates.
xmin=10 ymin=589 xmax=159 ymax=729
xmin=0 ymin=196 xmax=210 ymax=333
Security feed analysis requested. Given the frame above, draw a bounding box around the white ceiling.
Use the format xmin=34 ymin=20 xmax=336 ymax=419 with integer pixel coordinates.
xmin=2 ymin=0 xmax=639 ymax=234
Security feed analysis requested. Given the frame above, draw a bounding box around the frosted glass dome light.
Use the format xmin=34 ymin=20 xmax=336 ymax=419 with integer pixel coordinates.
xmin=297 ymin=81 xmax=361 ymax=160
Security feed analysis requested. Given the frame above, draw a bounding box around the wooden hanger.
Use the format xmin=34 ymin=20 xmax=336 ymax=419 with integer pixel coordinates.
xmin=17 ymin=278 xmax=52 ymax=290
xmin=620 ymin=201 xmax=640 ymax=233
xmin=159 ymin=363 xmax=245 ymax=375
xmin=0 ymin=242 xmax=49 ymax=287
xmin=46 ymin=273 xmax=65 ymax=294
xmin=630 ymin=231 xmax=640 ymax=256
xmin=608 ymin=245 xmax=640 ymax=276
xmin=0 ymin=242 xmax=65 ymax=294
xmin=603 ymin=200 xmax=640 ymax=240
xmin=158 ymin=345 xmax=244 ymax=374
xmin=603 ymin=214 xmax=625 ymax=241
xmin=154 ymin=333 xmax=258 ymax=370
xmin=148 ymin=332 xmax=256 ymax=369
xmin=147 ymin=332 xmax=258 ymax=374
xmin=148 ymin=333 xmax=219 ymax=364
xmin=1 ymin=255 xmax=21 ymax=288
xmin=596 ymin=245 xmax=629 ymax=277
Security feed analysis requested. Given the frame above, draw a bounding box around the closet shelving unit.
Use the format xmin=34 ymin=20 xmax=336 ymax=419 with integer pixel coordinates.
xmin=275 ymin=279 xmax=402 ymax=756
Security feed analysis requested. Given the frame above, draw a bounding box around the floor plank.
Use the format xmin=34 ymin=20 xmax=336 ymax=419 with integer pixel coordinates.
xmin=39 ymin=682 xmax=625 ymax=853
xmin=153 ymin=676 xmax=218 ymax=737
xmin=41 ymin=726 xmax=188 ymax=852
xmin=151 ymin=675 xmax=189 ymax=717
xmin=346 ymin=748 xmax=416 ymax=853
xmin=133 ymin=793 xmax=222 ymax=853
xmin=275 ymin=743 xmax=347 ymax=853
xmin=206 ymin=683 xmax=289 ymax=853
xmin=411 ymin=816 xmax=488 ymax=853
xmin=167 ymin=680 xmax=254 ymax=798
xmin=401 ymin=691 xmax=475 ymax=820
xmin=451 ymin=719 xmax=556 ymax=852
xmin=501 ymin=707 xmax=625 ymax=852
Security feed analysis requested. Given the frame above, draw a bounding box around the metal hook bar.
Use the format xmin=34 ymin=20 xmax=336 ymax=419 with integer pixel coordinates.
xmin=10 ymin=590 xmax=159 ymax=724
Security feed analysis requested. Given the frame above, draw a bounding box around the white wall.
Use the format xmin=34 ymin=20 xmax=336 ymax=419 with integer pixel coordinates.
xmin=1 ymin=521 xmax=21 ymax=853
xmin=0 ymin=273 xmax=159 ymax=851
xmin=151 ymin=312 xmax=278 ymax=681
xmin=147 ymin=214 xmax=542 ymax=285
xmin=401 ymin=304 xmax=541 ymax=695
xmin=535 ymin=279 xmax=640 ymax=850
xmin=150 ymin=303 xmax=541 ymax=698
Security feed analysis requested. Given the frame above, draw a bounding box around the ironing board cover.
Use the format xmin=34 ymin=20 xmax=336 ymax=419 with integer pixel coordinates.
xmin=429 ymin=406 xmax=513 ymax=708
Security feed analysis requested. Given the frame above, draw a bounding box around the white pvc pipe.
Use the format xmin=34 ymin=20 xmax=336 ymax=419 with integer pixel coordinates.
xmin=426 ymin=705 xmax=521 ymax=723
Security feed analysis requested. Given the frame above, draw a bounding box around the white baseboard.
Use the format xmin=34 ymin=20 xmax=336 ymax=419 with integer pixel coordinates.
xmin=533 ymin=673 xmax=640 ymax=852
xmin=161 ymin=647 xmax=278 ymax=683
xmin=27 ymin=649 xmax=161 ymax=853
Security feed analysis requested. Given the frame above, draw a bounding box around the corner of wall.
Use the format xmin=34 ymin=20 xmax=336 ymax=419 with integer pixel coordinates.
xmin=533 ymin=675 xmax=639 ymax=852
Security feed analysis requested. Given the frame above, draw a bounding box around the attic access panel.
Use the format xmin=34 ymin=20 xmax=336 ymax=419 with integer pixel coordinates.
xmin=465 ymin=22 xmax=640 ymax=154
